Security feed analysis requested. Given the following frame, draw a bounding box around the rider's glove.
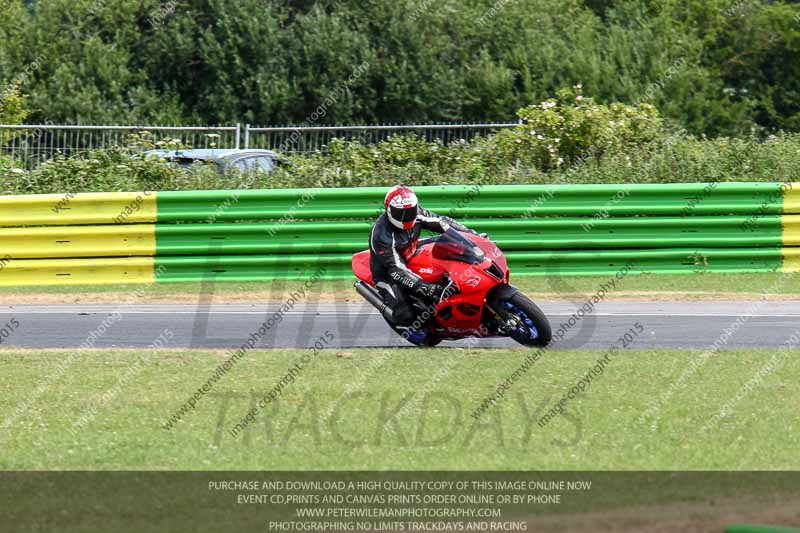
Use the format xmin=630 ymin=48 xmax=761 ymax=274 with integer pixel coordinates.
xmin=415 ymin=281 xmax=445 ymax=301
xmin=428 ymin=283 xmax=446 ymax=301
xmin=478 ymin=232 xmax=489 ymax=239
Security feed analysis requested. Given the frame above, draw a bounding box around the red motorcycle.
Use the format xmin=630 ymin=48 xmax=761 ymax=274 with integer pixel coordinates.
xmin=352 ymin=229 xmax=552 ymax=347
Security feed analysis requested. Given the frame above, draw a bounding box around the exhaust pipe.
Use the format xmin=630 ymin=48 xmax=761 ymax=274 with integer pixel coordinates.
xmin=354 ymin=280 xmax=394 ymax=322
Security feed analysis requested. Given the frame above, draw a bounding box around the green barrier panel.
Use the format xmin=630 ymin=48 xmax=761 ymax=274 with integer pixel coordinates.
xmin=508 ymin=247 xmax=781 ymax=275
xmin=153 ymin=247 xmax=782 ymax=281
xmin=155 ymin=221 xmax=371 ymax=255
xmin=154 ymin=253 xmax=354 ymax=282
xmin=478 ymin=215 xmax=781 ymax=250
xmin=726 ymin=526 xmax=800 ymax=533
xmin=155 ymin=216 xmax=782 ymax=256
xmin=156 ymin=183 xmax=786 ymax=222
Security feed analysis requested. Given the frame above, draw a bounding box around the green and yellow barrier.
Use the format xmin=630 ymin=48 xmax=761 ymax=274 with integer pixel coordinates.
xmin=0 ymin=183 xmax=797 ymax=286
xmin=0 ymin=191 xmax=157 ymax=227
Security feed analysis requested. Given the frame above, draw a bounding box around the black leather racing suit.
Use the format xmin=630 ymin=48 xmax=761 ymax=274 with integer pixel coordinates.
xmin=369 ymin=207 xmax=476 ymax=327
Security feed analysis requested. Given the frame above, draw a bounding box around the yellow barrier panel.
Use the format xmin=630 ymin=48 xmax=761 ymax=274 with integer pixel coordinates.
xmin=0 ymin=192 xmax=157 ymax=227
xmin=782 ymin=215 xmax=800 ymax=246
xmin=782 ymin=186 xmax=800 ymax=272
xmin=783 ymin=183 xmax=800 ymax=214
xmin=0 ymin=257 xmax=155 ymax=286
xmin=783 ymin=248 xmax=800 ymax=273
xmin=0 ymin=224 xmax=156 ymax=259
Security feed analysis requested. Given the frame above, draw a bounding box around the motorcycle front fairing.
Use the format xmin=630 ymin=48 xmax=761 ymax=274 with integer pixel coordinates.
xmin=408 ymin=230 xmax=505 ymax=335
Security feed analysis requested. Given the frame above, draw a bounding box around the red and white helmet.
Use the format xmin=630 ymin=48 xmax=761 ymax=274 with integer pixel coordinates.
xmin=384 ymin=185 xmax=419 ymax=230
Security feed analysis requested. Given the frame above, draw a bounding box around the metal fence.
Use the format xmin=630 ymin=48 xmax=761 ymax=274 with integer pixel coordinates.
xmin=0 ymin=122 xmax=518 ymax=167
xmin=243 ymin=122 xmax=518 ymax=153
xmin=0 ymin=124 xmax=241 ymax=168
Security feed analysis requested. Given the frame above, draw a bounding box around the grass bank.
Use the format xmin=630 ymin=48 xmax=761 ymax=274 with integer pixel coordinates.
xmin=1 ymin=346 xmax=796 ymax=470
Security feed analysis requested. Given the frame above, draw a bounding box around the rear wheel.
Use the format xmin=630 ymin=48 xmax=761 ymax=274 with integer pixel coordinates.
xmin=380 ymin=293 xmax=442 ymax=347
xmin=489 ymin=286 xmax=551 ymax=347
xmin=390 ymin=324 xmax=442 ymax=347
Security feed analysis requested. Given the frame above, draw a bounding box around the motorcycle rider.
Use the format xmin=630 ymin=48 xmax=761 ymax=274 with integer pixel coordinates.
xmin=369 ymin=185 xmax=481 ymax=329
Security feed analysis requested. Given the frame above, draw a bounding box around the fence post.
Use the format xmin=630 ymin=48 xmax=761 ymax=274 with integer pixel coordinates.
xmin=235 ymin=123 xmax=241 ymax=149
xmin=244 ymin=124 xmax=250 ymax=150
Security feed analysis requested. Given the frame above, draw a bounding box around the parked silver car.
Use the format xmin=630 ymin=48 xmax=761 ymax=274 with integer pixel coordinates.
xmin=143 ymin=149 xmax=283 ymax=174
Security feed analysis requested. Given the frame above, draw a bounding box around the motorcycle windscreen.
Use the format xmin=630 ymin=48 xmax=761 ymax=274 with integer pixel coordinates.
xmin=431 ymin=229 xmax=486 ymax=265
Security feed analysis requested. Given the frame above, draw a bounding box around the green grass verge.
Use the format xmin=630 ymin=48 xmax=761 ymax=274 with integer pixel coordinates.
xmin=0 ymin=272 xmax=798 ymax=300
xmin=1 ymin=346 xmax=796 ymax=470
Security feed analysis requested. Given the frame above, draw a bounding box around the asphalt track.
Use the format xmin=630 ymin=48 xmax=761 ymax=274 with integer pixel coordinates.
xmin=0 ymin=300 xmax=798 ymax=350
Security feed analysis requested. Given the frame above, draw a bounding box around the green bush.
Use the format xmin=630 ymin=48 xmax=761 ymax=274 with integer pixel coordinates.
xmin=0 ymin=83 xmax=29 ymax=125
xmin=0 ymin=148 xmax=226 ymax=195
xmin=0 ymin=83 xmax=31 ymax=149
xmin=489 ymin=86 xmax=664 ymax=170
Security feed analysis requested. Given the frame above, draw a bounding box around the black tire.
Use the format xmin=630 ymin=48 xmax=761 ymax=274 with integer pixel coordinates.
xmin=488 ymin=285 xmax=551 ymax=347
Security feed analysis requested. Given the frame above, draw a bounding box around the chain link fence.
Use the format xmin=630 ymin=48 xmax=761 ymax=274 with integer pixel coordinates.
xmin=0 ymin=122 xmax=519 ymax=168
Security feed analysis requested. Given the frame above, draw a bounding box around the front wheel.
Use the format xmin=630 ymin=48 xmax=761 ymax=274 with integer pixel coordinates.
xmin=489 ymin=287 xmax=551 ymax=347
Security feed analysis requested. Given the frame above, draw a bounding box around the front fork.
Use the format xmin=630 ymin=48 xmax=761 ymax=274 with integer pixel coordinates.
xmin=482 ymin=284 xmax=521 ymax=336
xmin=484 ymin=301 xmax=518 ymax=335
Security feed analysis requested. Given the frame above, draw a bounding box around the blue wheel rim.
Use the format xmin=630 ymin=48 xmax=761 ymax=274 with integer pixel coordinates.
xmin=405 ymin=329 xmax=429 ymax=345
xmin=502 ymin=301 xmax=539 ymax=341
